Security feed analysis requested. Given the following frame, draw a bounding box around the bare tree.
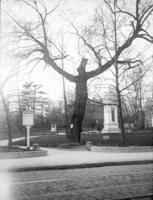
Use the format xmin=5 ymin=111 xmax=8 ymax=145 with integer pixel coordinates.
xmin=0 ymin=71 xmax=16 ymax=150
xmin=124 ymin=65 xmax=148 ymax=129
xmin=75 ymin=0 xmax=153 ymax=144
xmin=8 ymin=0 xmax=153 ymax=142
xmin=21 ymin=81 xmax=48 ymax=125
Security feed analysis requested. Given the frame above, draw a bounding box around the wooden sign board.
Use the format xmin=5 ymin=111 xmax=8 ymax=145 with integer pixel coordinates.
xmin=22 ymin=111 xmax=34 ymax=126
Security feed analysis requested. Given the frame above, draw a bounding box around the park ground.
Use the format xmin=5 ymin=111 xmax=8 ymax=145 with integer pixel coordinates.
xmin=12 ymin=129 xmax=153 ymax=148
xmin=0 ymin=130 xmax=153 ymax=200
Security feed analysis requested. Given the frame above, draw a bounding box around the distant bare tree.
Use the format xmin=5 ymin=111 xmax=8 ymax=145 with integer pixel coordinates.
xmin=124 ymin=65 xmax=148 ymax=128
xmin=0 ymin=71 xmax=16 ymax=150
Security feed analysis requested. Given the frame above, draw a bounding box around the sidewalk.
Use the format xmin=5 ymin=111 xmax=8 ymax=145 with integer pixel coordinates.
xmin=0 ymin=147 xmax=153 ymax=172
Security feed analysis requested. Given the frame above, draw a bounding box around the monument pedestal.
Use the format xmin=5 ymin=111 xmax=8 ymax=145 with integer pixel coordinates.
xmin=102 ymin=124 xmax=121 ymax=134
xmin=102 ymin=99 xmax=121 ymax=134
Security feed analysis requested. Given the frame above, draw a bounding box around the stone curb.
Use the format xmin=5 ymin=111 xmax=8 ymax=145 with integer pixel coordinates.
xmin=0 ymin=150 xmax=47 ymax=160
xmin=4 ymin=160 xmax=153 ymax=172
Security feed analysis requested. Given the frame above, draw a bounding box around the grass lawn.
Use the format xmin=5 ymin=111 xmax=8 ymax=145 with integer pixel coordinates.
xmin=13 ymin=130 xmax=153 ymax=148
xmin=13 ymin=135 xmax=72 ymax=148
xmin=0 ymin=145 xmax=25 ymax=152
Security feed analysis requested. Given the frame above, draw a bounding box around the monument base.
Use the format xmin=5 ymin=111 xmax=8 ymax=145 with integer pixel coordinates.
xmin=102 ymin=124 xmax=121 ymax=134
xmin=101 ymin=132 xmax=122 ymax=145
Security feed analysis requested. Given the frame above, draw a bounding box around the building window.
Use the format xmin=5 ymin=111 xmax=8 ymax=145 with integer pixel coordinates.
xmin=111 ymin=107 xmax=115 ymax=122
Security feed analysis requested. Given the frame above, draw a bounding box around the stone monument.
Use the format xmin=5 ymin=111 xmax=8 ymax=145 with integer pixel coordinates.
xmin=102 ymin=94 xmax=121 ymax=134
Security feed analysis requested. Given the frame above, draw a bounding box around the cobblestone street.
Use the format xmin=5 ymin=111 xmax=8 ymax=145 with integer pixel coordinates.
xmin=3 ymin=164 xmax=153 ymax=200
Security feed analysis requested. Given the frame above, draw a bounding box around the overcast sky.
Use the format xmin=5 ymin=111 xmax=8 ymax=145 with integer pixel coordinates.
xmin=1 ymin=0 xmax=153 ymax=102
xmin=1 ymin=0 xmax=103 ymax=101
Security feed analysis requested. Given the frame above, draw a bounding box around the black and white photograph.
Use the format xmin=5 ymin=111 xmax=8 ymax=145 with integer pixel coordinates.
xmin=0 ymin=0 xmax=153 ymax=199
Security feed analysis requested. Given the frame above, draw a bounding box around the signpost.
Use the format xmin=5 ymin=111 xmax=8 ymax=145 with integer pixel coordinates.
xmin=22 ymin=110 xmax=34 ymax=150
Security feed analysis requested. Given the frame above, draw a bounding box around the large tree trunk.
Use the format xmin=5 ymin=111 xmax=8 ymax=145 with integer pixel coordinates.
xmin=117 ymin=91 xmax=125 ymax=146
xmin=69 ymin=58 xmax=88 ymax=143
xmin=115 ymin=67 xmax=125 ymax=146
xmin=70 ymin=79 xmax=88 ymax=143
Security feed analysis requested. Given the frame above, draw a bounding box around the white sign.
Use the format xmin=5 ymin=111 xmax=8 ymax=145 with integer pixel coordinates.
xmin=51 ymin=124 xmax=57 ymax=132
xmin=23 ymin=111 xmax=34 ymax=126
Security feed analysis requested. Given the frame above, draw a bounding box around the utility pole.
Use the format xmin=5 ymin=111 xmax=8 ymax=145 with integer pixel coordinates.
xmin=138 ymin=66 xmax=144 ymax=129
xmin=61 ymin=35 xmax=69 ymax=135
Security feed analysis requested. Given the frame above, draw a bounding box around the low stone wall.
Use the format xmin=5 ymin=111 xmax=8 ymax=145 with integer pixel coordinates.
xmin=81 ymin=131 xmax=153 ymax=146
xmin=0 ymin=150 xmax=47 ymax=160
xmin=81 ymin=133 xmax=122 ymax=145
xmin=91 ymin=146 xmax=153 ymax=152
